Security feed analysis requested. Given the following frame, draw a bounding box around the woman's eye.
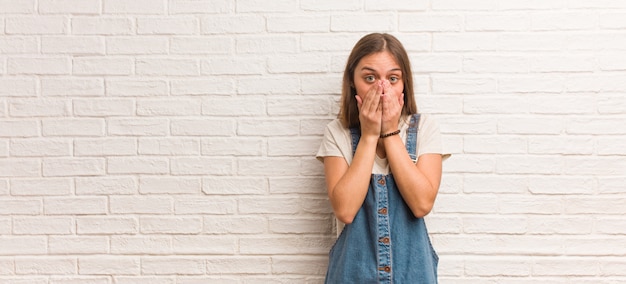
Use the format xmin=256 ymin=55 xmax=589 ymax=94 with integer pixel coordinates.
xmin=389 ymin=76 xmax=400 ymax=83
xmin=364 ymin=76 xmax=376 ymax=82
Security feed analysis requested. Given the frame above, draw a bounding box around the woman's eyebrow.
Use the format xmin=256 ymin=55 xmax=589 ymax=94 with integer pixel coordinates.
xmin=359 ymin=67 xmax=402 ymax=73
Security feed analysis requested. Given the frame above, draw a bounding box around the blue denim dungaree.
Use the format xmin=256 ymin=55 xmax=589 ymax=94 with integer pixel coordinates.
xmin=325 ymin=114 xmax=438 ymax=284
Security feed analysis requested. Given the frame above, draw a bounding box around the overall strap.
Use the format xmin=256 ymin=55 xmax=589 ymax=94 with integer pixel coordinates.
xmin=407 ymin=114 xmax=421 ymax=163
xmin=349 ymin=127 xmax=360 ymax=156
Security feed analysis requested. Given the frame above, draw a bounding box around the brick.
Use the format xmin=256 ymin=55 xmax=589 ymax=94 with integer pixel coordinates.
xmin=44 ymin=196 xmax=107 ymax=215
xmin=0 ymin=237 xmax=46 ymax=255
xmin=399 ymin=14 xmax=462 ymax=32
xmin=108 ymin=118 xmax=169 ymax=136
xmin=0 ymin=78 xmax=37 ymax=97
xmin=15 ymin=258 xmax=76 ymax=274
xmin=6 ymin=16 xmax=67 ymax=34
xmin=528 ymin=216 xmax=592 ymax=235
xmin=267 ymin=15 xmax=330 ymax=32
xmin=9 ymin=99 xmax=70 ymax=117
xmin=567 ymin=118 xmax=626 ymax=135
xmin=171 ymin=157 xmax=233 ymax=175
xmin=74 ymin=138 xmax=136 ymax=157
xmin=138 ymin=138 xmax=200 ymax=155
xmin=566 ymin=75 xmax=626 ymax=92
xmin=107 ymin=157 xmax=169 ymax=175
xmin=201 ymin=15 xmax=265 ymax=34
xmin=10 ymin=138 xmax=71 ymax=157
xmin=463 ymin=175 xmax=527 ymax=194
xmin=533 ymin=258 xmax=599 ymax=276
xmin=106 ymin=79 xmax=168 ymax=96
xmin=71 ymin=17 xmax=134 ymax=35
xmin=136 ymin=58 xmax=199 ymax=76
xmin=201 ymin=97 xmax=265 ymax=116
xmin=268 ymin=137 xmax=320 ymax=156
xmin=48 ymin=236 xmax=108 ymax=254
xmin=237 ymin=119 xmax=299 ymax=136
xmin=42 ymin=118 xmax=104 ymax=137
xmin=175 ymin=197 xmax=237 ymax=214
xmin=170 ymin=78 xmax=235 ymax=95
xmin=465 ymin=257 xmax=531 ymax=277
xmin=301 ymin=34 xmax=361 ymax=52
xmin=137 ymin=99 xmax=202 ymax=116
xmin=8 ymin=57 xmax=70 ymax=75
xmin=464 ymin=135 xmax=527 ymax=154
xmin=435 ymin=194 xmax=499 ymax=214
xmin=39 ymin=0 xmax=99 ymax=14
xmin=496 ymin=155 xmax=563 ymax=175
xmin=111 ymin=236 xmax=171 ymax=254
xmin=531 ymin=55 xmax=596 ymax=72
xmin=268 ymin=55 xmax=329 ymax=74
xmin=0 ymin=36 xmax=38 ymax=54
xmin=237 ymin=158 xmax=301 ymax=176
xmin=110 ymin=196 xmax=172 ymax=214
xmin=529 ymin=136 xmax=594 ymax=155
xmin=201 ymin=57 xmax=265 ymax=75
xmin=498 ymin=32 xmax=566 ymax=51
xmin=103 ymin=0 xmax=166 ymax=14
xmin=498 ymin=117 xmax=563 ymax=134
xmin=169 ymin=0 xmax=232 ymax=14
xmin=76 ymin=217 xmax=138 ymax=234
xmin=433 ymin=0 xmax=497 ymax=10
xmin=140 ymin=217 xmax=202 ymax=234
xmin=172 ymin=236 xmax=237 ymax=254
xmin=498 ymin=196 xmax=562 ymax=214
xmin=41 ymin=78 xmax=104 ymax=97
xmin=73 ymin=57 xmax=133 ymax=75
xmin=11 ymin=178 xmax=71 ymax=196
xmin=564 ymin=196 xmax=626 ymax=214
xmin=0 ymin=198 xmax=42 ymax=215
xmin=531 ymin=12 xmax=597 ymax=31
xmin=75 ymin=176 xmax=137 ymax=195
xmin=170 ymin=36 xmax=231 ymax=54
xmin=598 ymin=137 xmax=626 ymax=155
xmin=239 ymin=236 xmax=332 ymax=255
xmin=137 ymin=17 xmax=198 ymax=35
xmin=206 ymin=256 xmax=271 ymax=274
xmin=73 ymin=99 xmax=134 ymax=117
xmin=269 ymin=217 xmax=332 ymax=234
xmin=106 ymin=37 xmax=168 ymax=55
xmin=79 ymin=257 xmax=140 ymax=275
xmin=239 ymin=197 xmax=301 ymax=214
xmin=13 ymin=217 xmax=73 ymax=235
xmin=139 ymin=177 xmax=201 ymax=194
xmin=331 ymin=13 xmax=395 ymax=32
xmin=598 ymin=177 xmax=626 ymax=194
xmin=432 ymin=76 xmax=497 ymax=94
xmin=171 ymin=119 xmax=234 ymax=136
xmin=463 ymin=216 xmax=527 ymax=234
xmin=202 ymin=177 xmax=267 ymax=195
xmin=267 ymin=97 xmax=330 ymax=116
xmin=269 ymin=177 xmax=325 ymax=194
xmin=0 ymin=0 xmax=36 ymax=13
xmin=434 ymin=33 xmax=498 ymax=51
xmin=236 ymin=36 xmax=297 ymax=54
xmin=141 ymin=257 xmax=205 ymax=275
xmin=203 ymin=215 xmax=266 ymax=234
xmin=42 ymin=36 xmax=104 ymax=55
xmin=463 ymin=55 xmax=529 ymax=73
xmin=465 ymin=13 xmax=530 ymax=31
xmin=50 ymin=277 xmax=114 ymax=284
xmin=301 ymin=0 xmax=360 ymax=11
xmin=0 ymin=159 xmax=40 ymax=177
xmin=440 ymin=154 xmax=495 ymax=174
xmin=114 ymin=277 xmax=175 ymax=284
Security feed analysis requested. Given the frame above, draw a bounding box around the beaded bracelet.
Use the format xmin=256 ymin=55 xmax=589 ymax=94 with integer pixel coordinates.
xmin=380 ymin=129 xmax=400 ymax=138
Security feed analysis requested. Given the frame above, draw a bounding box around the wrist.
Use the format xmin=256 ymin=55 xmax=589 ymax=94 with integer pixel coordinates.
xmin=380 ymin=129 xmax=400 ymax=138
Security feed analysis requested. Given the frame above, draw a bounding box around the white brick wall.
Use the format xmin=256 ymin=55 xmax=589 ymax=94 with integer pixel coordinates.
xmin=1 ymin=1 xmax=625 ymax=282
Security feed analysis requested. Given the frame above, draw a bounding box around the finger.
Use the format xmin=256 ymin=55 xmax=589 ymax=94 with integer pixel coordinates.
xmin=355 ymin=95 xmax=363 ymax=110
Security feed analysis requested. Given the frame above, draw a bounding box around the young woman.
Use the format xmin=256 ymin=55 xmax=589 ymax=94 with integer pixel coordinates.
xmin=316 ymin=33 xmax=448 ymax=283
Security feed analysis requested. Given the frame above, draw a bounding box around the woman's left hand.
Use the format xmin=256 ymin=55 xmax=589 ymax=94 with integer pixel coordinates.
xmin=380 ymin=79 xmax=404 ymax=134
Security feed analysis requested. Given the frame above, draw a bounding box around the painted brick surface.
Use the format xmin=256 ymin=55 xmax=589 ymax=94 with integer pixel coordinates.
xmin=0 ymin=1 xmax=625 ymax=282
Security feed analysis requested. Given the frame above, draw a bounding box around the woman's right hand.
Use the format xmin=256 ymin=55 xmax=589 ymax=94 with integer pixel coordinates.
xmin=355 ymin=80 xmax=383 ymax=139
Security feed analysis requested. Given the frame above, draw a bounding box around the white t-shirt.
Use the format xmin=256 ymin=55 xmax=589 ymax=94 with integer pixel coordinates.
xmin=316 ymin=114 xmax=448 ymax=174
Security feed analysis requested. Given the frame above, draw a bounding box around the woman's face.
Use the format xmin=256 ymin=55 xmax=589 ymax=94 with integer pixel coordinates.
xmin=353 ymin=51 xmax=404 ymax=101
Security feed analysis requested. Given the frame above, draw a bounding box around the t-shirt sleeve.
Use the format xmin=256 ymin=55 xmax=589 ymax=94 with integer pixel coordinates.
xmin=417 ymin=114 xmax=450 ymax=159
xmin=316 ymin=120 xmax=346 ymax=162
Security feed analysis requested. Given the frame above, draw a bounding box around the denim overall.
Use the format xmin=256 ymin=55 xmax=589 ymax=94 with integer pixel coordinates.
xmin=324 ymin=114 xmax=438 ymax=284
